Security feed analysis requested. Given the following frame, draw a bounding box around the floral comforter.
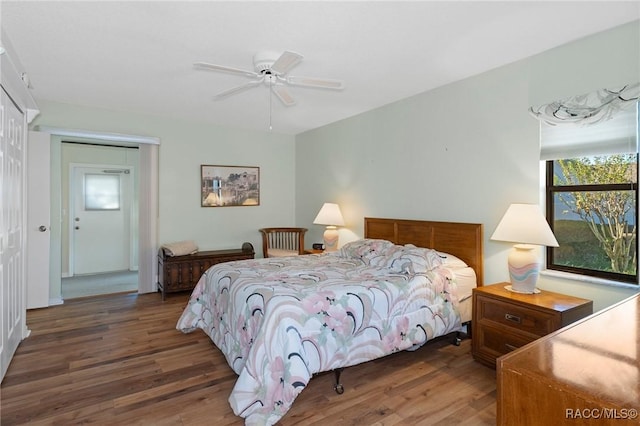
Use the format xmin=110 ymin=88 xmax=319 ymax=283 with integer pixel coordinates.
xmin=176 ymin=239 xmax=463 ymax=425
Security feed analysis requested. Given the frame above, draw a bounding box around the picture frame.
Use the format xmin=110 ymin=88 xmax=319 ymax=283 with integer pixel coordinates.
xmin=201 ymin=165 xmax=260 ymax=207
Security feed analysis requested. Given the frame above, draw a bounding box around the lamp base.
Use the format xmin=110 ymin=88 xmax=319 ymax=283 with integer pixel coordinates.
xmin=508 ymin=244 xmax=542 ymax=294
xmin=323 ymin=226 xmax=339 ymax=252
xmin=505 ymin=285 xmax=541 ymax=294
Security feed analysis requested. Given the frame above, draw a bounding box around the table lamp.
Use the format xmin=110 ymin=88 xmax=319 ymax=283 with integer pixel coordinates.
xmin=313 ymin=203 xmax=345 ymax=252
xmin=491 ymin=203 xmax=559 ymax=293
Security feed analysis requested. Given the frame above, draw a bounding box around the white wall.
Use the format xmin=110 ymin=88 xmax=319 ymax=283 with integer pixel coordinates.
xmin=32 ymin=101 xmax=297 ymax=258
xmin=528 ymin=20 xmax=640 ymax=106
xmin=296 ymin=58 xmax=536 ymax=283
xmin=296 ymin=21 xmax=640 ymax=312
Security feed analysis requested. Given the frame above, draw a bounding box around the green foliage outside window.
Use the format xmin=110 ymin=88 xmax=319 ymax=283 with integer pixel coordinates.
xmin=549 ymin=154 xmax=638 ymax=281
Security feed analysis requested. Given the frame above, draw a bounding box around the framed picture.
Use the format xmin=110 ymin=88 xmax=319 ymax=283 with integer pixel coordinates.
xmin=201 ymin=165 xmax=260 ymax=207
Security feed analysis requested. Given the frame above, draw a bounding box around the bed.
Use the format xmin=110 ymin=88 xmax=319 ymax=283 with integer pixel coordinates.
xmin=176 ymin=217 xmax=483 ymax=425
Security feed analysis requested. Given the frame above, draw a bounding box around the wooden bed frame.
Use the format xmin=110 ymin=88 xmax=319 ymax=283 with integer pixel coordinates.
xmin=364 ymin=217 xmax=484 ymax=286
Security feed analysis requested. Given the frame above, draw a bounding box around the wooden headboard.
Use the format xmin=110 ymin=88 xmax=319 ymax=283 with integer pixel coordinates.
xmin=364 ymin=217 xmax=484 ymax=286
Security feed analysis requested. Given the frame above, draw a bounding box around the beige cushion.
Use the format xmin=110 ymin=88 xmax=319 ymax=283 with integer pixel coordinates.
xmin=162 ymin=240 xmax=198 ymax=257
xmin=268 ymin=249 xmax=299 ymax=257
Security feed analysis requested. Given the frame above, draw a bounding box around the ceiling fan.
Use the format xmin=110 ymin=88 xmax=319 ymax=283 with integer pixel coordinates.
xmin=194 ymin=50 xmax=344 ymax=106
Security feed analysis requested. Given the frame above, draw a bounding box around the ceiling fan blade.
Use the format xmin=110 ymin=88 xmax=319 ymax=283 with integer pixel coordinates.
xmin=271 ymin=85 xmax=296 ymax=106
xmin=194 ymin=62 xmax=259 ymax=78
xmin=286 ymin=75 xmax=344 ymax=90
xmin=214 ymin=79 xmax=263 ymax=100
xmin=270 ymin=51 xmax=303 ymax=75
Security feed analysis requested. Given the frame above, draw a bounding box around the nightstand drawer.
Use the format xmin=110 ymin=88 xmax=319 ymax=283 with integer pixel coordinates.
xmin=477 ymin=324 xmax=535 ymax=358
xmin=478 ymin=296 xmax=555 ymax=337
xmin=472 ymin=283 xmax=593 ymax=368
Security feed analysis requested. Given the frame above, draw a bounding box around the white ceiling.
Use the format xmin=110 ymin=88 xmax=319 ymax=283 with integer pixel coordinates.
xmin=2 ymin=1 xmax=639 ymax=135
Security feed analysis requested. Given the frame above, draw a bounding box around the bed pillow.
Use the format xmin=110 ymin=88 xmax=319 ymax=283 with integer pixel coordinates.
xmin=396 ymin=246 xmax=444 ymax=274
xmin=338 ymin=239 xmax=395 ymax=264
xmin=371 ymin=244 xmax=444 ymax=274
xmin=436 ymin=251 xmax=468 ymax=268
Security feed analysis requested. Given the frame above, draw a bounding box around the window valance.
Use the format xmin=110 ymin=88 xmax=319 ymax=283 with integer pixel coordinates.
xmin=530 ymin=83 xmax=639 ymax=160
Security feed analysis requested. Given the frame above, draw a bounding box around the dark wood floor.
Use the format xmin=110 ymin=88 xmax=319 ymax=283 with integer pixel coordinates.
xmin=1 ymin=292 xmax=497 ymax=425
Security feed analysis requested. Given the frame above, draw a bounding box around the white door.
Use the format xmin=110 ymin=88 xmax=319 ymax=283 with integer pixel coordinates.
xmin=26 ymin=131 xmax=51 ymax=309
xmin=71 ymin=166 xmax=132 ymax=275
xmin=1 ymin=88 xmax=27 ymax=380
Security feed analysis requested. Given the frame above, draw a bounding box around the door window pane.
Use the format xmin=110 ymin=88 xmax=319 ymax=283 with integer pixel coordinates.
xmin=84 ymin=174 xmax=120 ymax=210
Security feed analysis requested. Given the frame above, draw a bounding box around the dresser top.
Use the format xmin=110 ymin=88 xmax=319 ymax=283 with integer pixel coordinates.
xmin=475 ymin=282 xmax=592 ymax=313
xmin=498 ymin=293 xmax=640 ymax=408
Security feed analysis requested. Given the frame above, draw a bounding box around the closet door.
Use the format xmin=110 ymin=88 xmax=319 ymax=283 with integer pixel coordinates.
xmin=0 ymin=87 xmax=27 ymax=381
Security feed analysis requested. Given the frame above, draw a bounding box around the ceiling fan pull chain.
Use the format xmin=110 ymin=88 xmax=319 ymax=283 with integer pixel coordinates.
xmin=269 ymin=78 xmax=273 ymax=131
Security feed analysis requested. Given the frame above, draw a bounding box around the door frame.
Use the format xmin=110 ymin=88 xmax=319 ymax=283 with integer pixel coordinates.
xmin=35 ymin=127 xmax=159 ymax=301
xmin=68 ymin=163 xmax=135 ymax=277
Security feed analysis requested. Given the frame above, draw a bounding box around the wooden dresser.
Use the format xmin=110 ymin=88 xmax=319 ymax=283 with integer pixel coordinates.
xmin=498 ymin=293 xmax=640 ymax=425
xmin=472 ymin=283 xmax=593 ymax=367
xmin=157 ymin=242 xmax=254 ymax=300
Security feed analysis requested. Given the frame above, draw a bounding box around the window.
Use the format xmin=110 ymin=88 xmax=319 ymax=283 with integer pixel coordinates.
xmin=546 ymin=154 xmax=638 ymax=283
xmin=84 ymin=173 xmax=121 ymax=210
xmin=532 ymin=84 xmax=639 ymax=285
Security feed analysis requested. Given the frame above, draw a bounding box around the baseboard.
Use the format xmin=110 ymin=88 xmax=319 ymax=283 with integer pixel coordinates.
xmin=49 ymin=297 xmax=64 ymax=306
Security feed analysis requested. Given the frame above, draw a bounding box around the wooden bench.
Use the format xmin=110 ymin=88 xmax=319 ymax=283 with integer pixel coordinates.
xmin=157 ymin=242 xmax=254 ymax=300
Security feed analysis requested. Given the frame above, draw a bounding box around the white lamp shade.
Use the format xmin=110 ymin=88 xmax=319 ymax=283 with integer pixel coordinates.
xmin=313 ymin=203 xmax=345 ymax=227
xmin=491 ymin=203 xmax=559 ymax=247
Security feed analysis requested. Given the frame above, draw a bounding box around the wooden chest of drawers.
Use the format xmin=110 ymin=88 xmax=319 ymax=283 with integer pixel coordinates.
xmin=472 ymin=283 xmax=592 ymax=368
xmin=157 ymin=242 xmax=254 ymax=300
xmin=498 ymin=294 xmax=640 ymax=425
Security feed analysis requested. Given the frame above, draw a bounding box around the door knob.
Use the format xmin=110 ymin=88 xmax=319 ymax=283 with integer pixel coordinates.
xmin=38 ymin=225 xmax=47 ymax=232
xmin=75 ymin=226 xmax=80 ymax=230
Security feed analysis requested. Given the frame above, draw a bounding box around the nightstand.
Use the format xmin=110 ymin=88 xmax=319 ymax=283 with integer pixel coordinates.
xmin=303 ymin=249 xmax=324 ymax=254
xmin=472 ymin=283 xmax=593 ymax=368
